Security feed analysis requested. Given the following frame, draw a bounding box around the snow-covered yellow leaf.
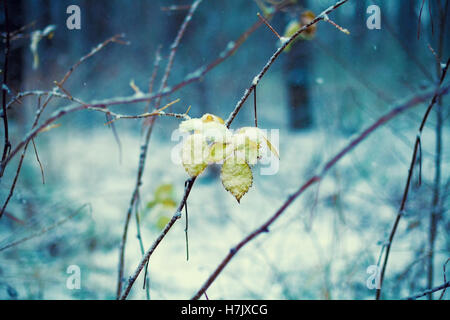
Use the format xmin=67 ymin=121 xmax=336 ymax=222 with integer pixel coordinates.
xmin=208 ymin=143 xmax=233 ymax=163
xmin=201 ymin=113 xmax=225 ymax=124
xmin=179 ymin=118 xmax=203 ymax=132
xmin=179 ymin=114 xmax=231 ymax=143
xmin=181 ymin=134 xmax=208 ymax=177
xmin=232 ymin=134 xmax=260 ymax=165
xmin=221 ymin=159 xmax=253 ymax=203
xmin=235 ymin=127 xmax=279 ymax=160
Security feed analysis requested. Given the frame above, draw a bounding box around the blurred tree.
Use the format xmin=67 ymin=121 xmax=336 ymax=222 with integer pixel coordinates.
xmin=397 ymin=0 xmax=418 ymax=50
xmin=353 ymin=0 xmax=366 ymax=43
xmin=1 ymin=0 xmax=24 ymax=93
xmin=1 ymin=0 xmax=24 ymax=126
xmin=284 ymin=0 xmax=313 ymax=130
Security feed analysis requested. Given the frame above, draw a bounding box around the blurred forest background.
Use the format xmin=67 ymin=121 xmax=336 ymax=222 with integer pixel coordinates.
xmin=0 ymin=0 xmax=449 ymax=300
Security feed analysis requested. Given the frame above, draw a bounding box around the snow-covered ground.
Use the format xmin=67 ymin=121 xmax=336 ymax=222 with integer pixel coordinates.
xmin=1 ymin=115 xmax=448 ymax=299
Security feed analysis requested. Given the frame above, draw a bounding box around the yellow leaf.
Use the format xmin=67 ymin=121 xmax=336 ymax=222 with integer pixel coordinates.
xmin=154 ymin=183 xmax=173 ymax=200
xmin=235 ymin=127 xmax=279 ymax=160
xmin=208 ymin=142 xmax=233 ymax=163
xmin=181 ymin=134 xmax=208 ymax=177
xmin=299 ymin=10 xmax=317 ymax=40
xmin=179 ymin=114 xmax=231 ymax=143
xmin=156 ymin=216 xmax=171 ymax=231
xmin=232 ymin=135 xmax=260 ymax=165
xmin=282 ymin=10 xmax=317 ymax=52
xmin=282 ymin=20 xmax=300 ymax=52
xmin=201 ymin=113 xmax=225 ymax=124
xmin=221 ymin=159 xmax=253 ymax=203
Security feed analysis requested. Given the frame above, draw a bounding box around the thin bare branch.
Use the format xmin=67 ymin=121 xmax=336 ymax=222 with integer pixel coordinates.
xmin=116 ymin=0 xmax=203 ymax=299
xmin=376 ymin=58 xmax=450 ymax=300
xmin=404 ymin=281 xmax=450 ymax=300
xmin=0 ymin=0 xmax=11 ymax=177
xmin=192 ymin=85 xmax=450 ymax=300
xmin=0 ymin=204 xmax=90 ymax=252
xmin=119 ymin=0 xmax=350 ymax=300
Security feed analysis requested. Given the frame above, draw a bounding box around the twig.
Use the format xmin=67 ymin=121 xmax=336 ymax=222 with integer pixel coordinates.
xmin=254 ymin=86 xmax=258 ymax=127
xmin=191 ymin=85 xmax=450 ymax=300
xmin=427 ymin=0 xmax=448 ymax=299
xmin=105 ymin=99 xmax=184 ymax=124
xmin=31 ymin=138 xmax=45 ymax=184
xmin=225 ymin=0 xmax=349 ymax=128
xmin=58 ymin=34 xmax=128 ymax=87
xmin=257 ymin=12 xmax=281 ymax=39
xmin=0 ymin=0 xmax=11 ymax=177
xmin=0 ymin=35 xmax=125 ymax=219
xmin=132 ymin=193 xmax=150 ymax=300
xmin=404 ymin=281 xmax=450 ymax=300
xmin=118 ymin=0 xmax=352 ymax=300
xmin=439 ymin=258 xmax=449 ymax=299
xmin=376 ymin=59 xmax=450 ymax=300
xmin=116 ymin=0 xmax=203 ymax=299
xmin=0 ymin=204 xmax=90 ymax=252
xmin=323 ymin=14 xmax=350 ymax=34
xmin=161 ymin=5 xmax=192 ymax=12
xmin=144 ymin=45 xmax=162 ymax=115
xmin=185 ymin=198 xmax=189 ymax=261
xmin=105 ymin=113 xmax=123 ymax=164
xmin=119 ymin=177 xmax=196 ymax=300
xmin=418 ymin=0 xmax=426 ymax=39
xmin=2 ymin=9 xmax=268 ymax=119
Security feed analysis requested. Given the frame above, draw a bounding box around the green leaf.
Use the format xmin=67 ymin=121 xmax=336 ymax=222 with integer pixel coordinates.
xmin=221 ymin=159 xmax=253 ymax=203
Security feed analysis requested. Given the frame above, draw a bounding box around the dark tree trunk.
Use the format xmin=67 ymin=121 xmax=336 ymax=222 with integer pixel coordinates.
xmin=1 ymin=0 xmax=24 ymax=93
xmin=397 ymin=0 xmax=418 ymax=49
xmin=285 ymin=34 xmax=312 ymax=129
xmin=284 ymin=0 xmax=313 ymax=130
xmin=1 ymin=0 xmax=24 ymax=127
